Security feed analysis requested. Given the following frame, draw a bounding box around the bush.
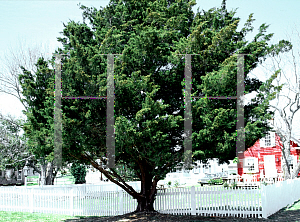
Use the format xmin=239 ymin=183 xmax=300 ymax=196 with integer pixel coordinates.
xmin=70 ymin=162 xmax=87 ymax=184
xmin=208 ymin=178 xmax=223 ymax=185
xmin=174 ymin=180 xmax=179 ymax=187
xmin=231 ymin=181 xmax=237 ymax=188
xmin=215 ymin=178 xmax=223 ymax=185
xmin=167 ymin=181 xmax=172 ymax=187
xmin=208 ymin=179 xmax=215 ymax=185
xmin=223 ymin=182 xmax=229 ymax=188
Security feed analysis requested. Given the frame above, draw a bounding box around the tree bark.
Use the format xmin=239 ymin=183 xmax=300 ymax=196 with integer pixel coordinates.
xmin=134 ymin=161 xmax=159 ymax=213
xmin=40 ymin=161 xmax=59 ymax=185
xmin=135 ymin=179 xmax=158 ymax=212
xmin=282 ymin=137 xmax=292 ymax=180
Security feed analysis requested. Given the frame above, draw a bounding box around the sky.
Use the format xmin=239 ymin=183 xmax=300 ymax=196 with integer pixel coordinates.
xmin=0 ymin=0 xmax=300 ymax=139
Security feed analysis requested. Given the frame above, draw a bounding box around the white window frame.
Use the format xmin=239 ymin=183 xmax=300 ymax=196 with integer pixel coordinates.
xmin=260 ymin=132 xmax=275 ymax=148
xmin=244 ymin=157 xmax=259 ymax=173
xmin=17 ymin=170 xmax=22 ymax=180
xmin=193 ymin=166 xmax=200 ymax=174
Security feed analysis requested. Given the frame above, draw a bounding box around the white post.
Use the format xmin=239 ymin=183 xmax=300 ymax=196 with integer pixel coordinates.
xmin=191 ymin=186 xmax=196 ymax=215
xmin=29 ymin=188 xmax=34 ymax=213
xmin=261 ymin=185 xmax=267 ymax=218
xmin=119 ymin=190 xmax=123 ymax=215
xmin=70 ymin=188 xmax=74 ymax=216
xmin=25 ymin=176 xmax=27 ymax=187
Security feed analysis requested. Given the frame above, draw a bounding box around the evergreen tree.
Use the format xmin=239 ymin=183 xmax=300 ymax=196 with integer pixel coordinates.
xmin=70 ymin=162 xmax=87 ymax=184
xmin=25 ymin=0 xmax=290 ymax=212
xmin=19 ymin=58 xmax=63 ymax=185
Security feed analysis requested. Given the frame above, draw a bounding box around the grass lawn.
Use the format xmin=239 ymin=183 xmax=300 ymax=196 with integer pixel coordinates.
xmin=285 ymin=198 xmax=300 ymax=211
xmin=20 ymin=175 xmax=75 ymax=187
xmin=0 ymin=211 xmax=78 ymax=222
xmin=0 ymin=198 xmax=300 ymax=221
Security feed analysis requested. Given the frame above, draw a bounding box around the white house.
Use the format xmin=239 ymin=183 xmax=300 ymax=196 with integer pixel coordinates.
xmin=161 ymin=159 xmax=237 ymax=186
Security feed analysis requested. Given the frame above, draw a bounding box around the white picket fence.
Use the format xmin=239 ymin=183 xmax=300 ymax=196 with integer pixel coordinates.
xmin=156 ymin=186 xmax=262 ymax=218
xmin=0 ymin=178 xmax=300 ymax=219
xmin=0 ymin=184 xmax=140 ymax=216
xmin=261 ymin=177 xmax=300 ymax=218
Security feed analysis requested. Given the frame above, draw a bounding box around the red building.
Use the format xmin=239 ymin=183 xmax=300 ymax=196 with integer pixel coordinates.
xmin=238 ymin=132 xmax=300 ymax=180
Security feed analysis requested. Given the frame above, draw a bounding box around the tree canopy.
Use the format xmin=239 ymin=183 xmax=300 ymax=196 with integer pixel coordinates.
xmin=0 ymin=113 xmax=30 ymax=171
xmin=21 ymin=0 xmax=291 ymax=212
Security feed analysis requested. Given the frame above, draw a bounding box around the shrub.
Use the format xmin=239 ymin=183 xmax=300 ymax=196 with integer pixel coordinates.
xmin=174 ymin=180 xmax=179 ymax=187
xmin=167 ymin=181 xmax=172 ymax=187
xmin=215 ymin=178 xmax=223 ymax=185
xmin=70 ymin=162 xmax=87 ymax=184
xmin=223 ymin=182 xmax=229 ymax=188
xmin=231 ymin=181 xmax=237 ymax=188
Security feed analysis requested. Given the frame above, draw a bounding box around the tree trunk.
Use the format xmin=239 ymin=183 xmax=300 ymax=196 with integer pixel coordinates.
xmin=293 ymin=160 xmax=300 ymax=179
xmin=40 ymin=161 xmax=59 ymax=185
xmin=282 ymin=140 xmax=291 ymax=180
xmin=134 ymin=172 xmax=158 ymax=212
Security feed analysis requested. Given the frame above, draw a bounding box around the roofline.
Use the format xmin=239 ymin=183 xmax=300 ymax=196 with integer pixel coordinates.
xmin=273 ymin=128 xmax=300 ymax=146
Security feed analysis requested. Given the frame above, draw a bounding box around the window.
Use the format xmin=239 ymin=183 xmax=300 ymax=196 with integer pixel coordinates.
xmin=17 ymin=170 xmax=22 ymax=180
xmin=193 ymin=166 xmax=200 ymax=174
xmin=244 ymin=157 xmax=259 ymax=173
xmin=260 ymin=132 xmax=275 ymax=148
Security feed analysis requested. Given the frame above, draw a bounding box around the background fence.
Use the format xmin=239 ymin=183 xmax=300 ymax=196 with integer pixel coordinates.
xmin=0 ymin=178 xmax=299 ymax=218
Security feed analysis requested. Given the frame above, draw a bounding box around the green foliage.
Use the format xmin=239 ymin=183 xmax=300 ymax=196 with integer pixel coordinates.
xmin=174 ymin=180 xmax=179 ymax=187
xmin=223 ymin=181 xmax=229 ymax=188
xmin=215 ymin=178 xmax=224 ymax=184
xmin=18 ymin=0 xmax=292 ymax=209
xmin=112 ymin=164 xmax=139 ymax=182
xmin=55 ymin=0 xmax=290 ymax=179
xmin=208 ymin=179 xmax=215 ymax=186
xmin=167 ymin=181 xmax=172 ymax=187
xmin=0 ymin=114 xmax=29 ymax=171
xmin=19 ymin=58 xmax=55 ymax=163
xmin=231 ymin=181 xmax=237 ymax=188
xmin=208 ymin=178 xmax=223 ymax=185
xmin=233 ymin=157 xmax=239 ymax=164
xmin=70 ymin=162 xmax=87 ymax=184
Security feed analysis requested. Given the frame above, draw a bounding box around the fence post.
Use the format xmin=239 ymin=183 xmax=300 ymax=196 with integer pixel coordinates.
xmin=261 ymin=185 xmax=267 ymax=218
xmin=70 ymin=188 xmax=74 ymax=216
xmin=191 ymin=186 xmax=196 ymax=215
xmin=29 ymin=188 xmax=34 ymax=213
xmin=119 ymin=190 xmax=123 ymax=215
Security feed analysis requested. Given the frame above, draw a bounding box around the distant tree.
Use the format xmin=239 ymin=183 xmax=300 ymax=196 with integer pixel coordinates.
xmin=257 ymin=25 xmax=300 ymax=180
xmin=0 ymin=113 xmax=32 ymax=171
xmin=0 ymin=39 xmax=70 ymax=184
xmin=0 ymin=38 xmax=51 ymax=111
xmin=19 ymin=57 xmax=65 ymax=185
xmin=70 ymin=162 xmax=87 ymax=184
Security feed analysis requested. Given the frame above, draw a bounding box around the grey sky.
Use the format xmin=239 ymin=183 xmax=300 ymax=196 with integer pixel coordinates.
xmin=0 ymin=0 xmax=299 ymax=139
